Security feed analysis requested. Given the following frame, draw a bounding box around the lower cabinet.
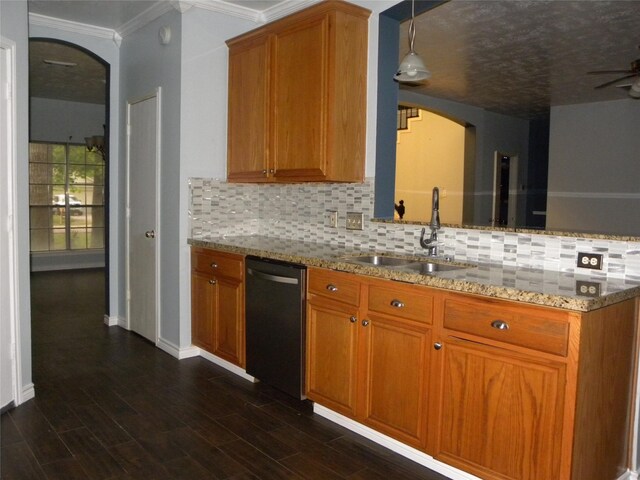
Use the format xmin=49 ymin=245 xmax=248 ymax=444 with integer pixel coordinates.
xmin=306 ymin=267 xmax=638 ymax=480
xmin=437 ymin=337 xmax=566 ymax=480
xmin=306 ymin=268 xmax=433 ymax=450
xmin=191 ymin=247 xmax=244 ymax=367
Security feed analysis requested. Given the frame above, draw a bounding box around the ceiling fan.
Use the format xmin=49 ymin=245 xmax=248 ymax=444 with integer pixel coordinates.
xmin=588 ymin=58 xmax=640 ymax=90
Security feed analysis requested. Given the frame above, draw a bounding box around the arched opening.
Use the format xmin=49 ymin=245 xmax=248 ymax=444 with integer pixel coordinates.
xmin=27 ymin=38 xmax=111 ymax=319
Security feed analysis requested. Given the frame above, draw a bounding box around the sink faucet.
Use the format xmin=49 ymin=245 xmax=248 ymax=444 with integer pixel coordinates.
xmin=420 ymin=187 xmax=441 ymax=256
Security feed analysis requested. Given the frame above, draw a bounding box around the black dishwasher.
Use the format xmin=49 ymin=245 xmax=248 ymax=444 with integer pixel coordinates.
xmin=245 ymin=256 xmax=306 ymax=399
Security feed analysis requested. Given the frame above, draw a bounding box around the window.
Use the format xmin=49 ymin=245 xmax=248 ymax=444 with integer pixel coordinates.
xmin=29 ymin=142 xmax=105 ymax=252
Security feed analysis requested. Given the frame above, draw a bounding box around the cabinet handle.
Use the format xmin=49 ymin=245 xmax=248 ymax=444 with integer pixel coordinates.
xmin=208 ymin=279 xmax=216 ymax=285
xmin=362 ymin=320 xmax=369 ymax=327
xmin=326 ymin=284 xmax=338 ymax=292
xmin=262 ymin=169 xmax=268 ymax=175
xmin=434 ymin=342 xmax=442 ymax=350
xmin=210 ymin=262 xmax=218 ymax=268
xmin=269 ymin=168 xmax=275 ymax=174
xmin=490 ymin=320 xmax=510 ymax=330
xmin=349 ymin=316 xmax=357 ymax=323
xmin=390 ymin=299 xmax=405 ymax=308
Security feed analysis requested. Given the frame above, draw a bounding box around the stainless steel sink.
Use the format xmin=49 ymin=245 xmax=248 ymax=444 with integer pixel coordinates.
xmin=399 ymin=262 xmax=469 ymax=274
xmin=340 ymin=254 xmax=474 ymax=275
xmin=343 ymin=255 xmax=416 ymax=267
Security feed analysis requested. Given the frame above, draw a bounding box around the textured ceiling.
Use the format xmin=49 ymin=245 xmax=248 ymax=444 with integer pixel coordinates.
xmin=400 ymin=0 xmax=640 ymax=118
xmin=29 ymin=41 xmax=107 ymax=104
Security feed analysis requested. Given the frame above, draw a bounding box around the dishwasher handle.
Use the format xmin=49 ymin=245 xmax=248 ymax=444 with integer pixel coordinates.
xmin=247 ymin=267 xmax=299 ymax=285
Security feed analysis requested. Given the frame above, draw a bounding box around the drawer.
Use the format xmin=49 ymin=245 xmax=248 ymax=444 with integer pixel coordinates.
xmin=308 ymin=268 xmax=361 ymax=306
xmin=368 ymin=284 xmax=433 ymax=324
xmin=443 ymin=296 xmax=570 ymax=356
xmin=191 ymin=248 xmax=244 ymax=279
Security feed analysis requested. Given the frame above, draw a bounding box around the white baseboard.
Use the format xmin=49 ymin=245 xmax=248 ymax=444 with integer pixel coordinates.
xmin=156 ymin=337 xmax=200 ymax=360
xmin=313 ymin=404 xmax=481 ymax=480
xmin=19 ymin=383 xmax=35 ymax=405
xmin=103 ymin=314 xmax=120 ymax=327
xmin=198 ymin=349 xmax=256 ymax=383
xmin=622 ymin=470 xmax=637 ymax=480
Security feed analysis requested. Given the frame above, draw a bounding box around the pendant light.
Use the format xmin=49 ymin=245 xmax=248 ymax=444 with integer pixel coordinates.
xmin=394 ymin=0 xmax=431 ymax=83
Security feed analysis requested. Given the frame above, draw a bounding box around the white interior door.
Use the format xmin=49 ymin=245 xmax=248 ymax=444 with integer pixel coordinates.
xmin=1 ymin=39 xmax=18 ymax=409
xmin=126 ymin=90 xmax=160 ymax=343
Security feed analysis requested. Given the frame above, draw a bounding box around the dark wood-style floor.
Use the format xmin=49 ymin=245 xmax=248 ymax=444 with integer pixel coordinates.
xmin=1 ymin=268 xmax=449 ymax=480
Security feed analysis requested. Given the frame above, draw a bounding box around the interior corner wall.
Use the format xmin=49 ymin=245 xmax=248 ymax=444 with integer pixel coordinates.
xmin=1 ymin=0 xmax=33 ymax=402
xmin=28 ymin=21 xmax=121 ymax=319
xmin=546 ymin=99 xmax=640 ymax=235
xmin=120 ymin=9 xmax=182 ymax=345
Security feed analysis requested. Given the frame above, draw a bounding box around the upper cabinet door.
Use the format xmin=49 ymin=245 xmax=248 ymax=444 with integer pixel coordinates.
xmin=227 ymin=35 xmax=271 ymax=182
xmin=272 ymin=17 xmax=328 ymax=181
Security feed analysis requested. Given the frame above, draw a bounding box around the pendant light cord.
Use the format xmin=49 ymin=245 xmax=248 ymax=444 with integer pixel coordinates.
xmin=408 ymin=0 xmax=416 ymax=53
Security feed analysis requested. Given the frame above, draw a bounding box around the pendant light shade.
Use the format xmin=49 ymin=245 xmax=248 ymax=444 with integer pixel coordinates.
xmin=395 ymin=51 xmax=431 ymax=82
xmin=394 ymin=0 xmax=431 ymax=83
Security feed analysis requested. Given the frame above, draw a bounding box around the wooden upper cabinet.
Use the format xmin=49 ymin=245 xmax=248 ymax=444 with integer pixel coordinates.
xmin=226 ymin=1 xmax=370 ymax=183
xmin=227 ymin=35 xmax=271 ymax=182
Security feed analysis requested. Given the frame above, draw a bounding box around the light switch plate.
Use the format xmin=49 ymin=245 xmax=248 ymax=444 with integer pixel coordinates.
xmin=346 ymin=212 xmax=363 ymax=230
xmin=327 ymin=210 xmax=338 ymax=228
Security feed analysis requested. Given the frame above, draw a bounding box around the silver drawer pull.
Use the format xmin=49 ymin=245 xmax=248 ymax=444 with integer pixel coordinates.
xmin=349 ymin=316 xmax=357 ymax=323
xmin=491 ymin=320 xmax=509 ymax=330
xmin=390 ymin=299 xmax=405 ymax=308
xmin=210 ymin=262 xmax=218 ymax=268
xmin=326 ymin=284 xmax=338 ymax=292
xmin=208 ymin=279 xmax=216 ymax=285
xmin=362 ymin=320 xmax=369 ymax=327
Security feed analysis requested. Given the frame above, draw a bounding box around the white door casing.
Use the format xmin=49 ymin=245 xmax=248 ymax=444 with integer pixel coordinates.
xmin=0 ymin=38 xmax=20 ymax=408
xmin=126 ymin=89 xmax=161 ymax=343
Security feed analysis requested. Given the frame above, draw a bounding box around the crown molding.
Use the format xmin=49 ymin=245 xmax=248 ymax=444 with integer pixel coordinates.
xmin=118 ymin=1 xmax=175 ymax=38
xmin=171 ymin=1 xmax=196 ymax=14
xmin=260 ymin=0 xmax=322 ymax=23
xmin=189 ymin=0 xmax=262 ymax=22
xmin=28 ymin=13 xmax=121 ymax=47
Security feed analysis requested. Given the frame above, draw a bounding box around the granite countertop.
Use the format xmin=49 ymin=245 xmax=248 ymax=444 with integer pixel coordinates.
xmin=188 ymin=235 xmax=640 ymax=312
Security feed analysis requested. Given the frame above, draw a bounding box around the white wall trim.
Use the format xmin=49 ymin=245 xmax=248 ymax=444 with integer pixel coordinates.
xmin=313 ymin=404 xmax=481 ymax=480
xmin=21 ymin=383 xmax=35 ymax=403
xmin=28 ymin=13 xmax=119 ymax=44
xmin=103 ymin=314 xmax=122 ymax=327
xmin=621 ymin=470 xmax=636 ymax=480
xmin=260 ymin=0 xmax=321 ymax=23
xmin=118 ymin=2 xmax=175 ymax=38
xmin=198 ymin=349 xmax=256 ymax=383
xmin=156 ymin=337 xmax=199 ymax=359
xmin=0 ymin=36 xmax=22 ymax=408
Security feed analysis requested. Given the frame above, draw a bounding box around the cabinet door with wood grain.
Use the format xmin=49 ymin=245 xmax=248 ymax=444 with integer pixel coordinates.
xmin=227 ymin=34 xmax=271 ymax=182
xmin=191 ymin=270 xmax=216 ymax=352
xmin=213 ymin=276 xmax=244 ymax=367
xmin=306 ymin=297 xmax=359 ymax=417
xmin=272 ymin=16 xmax=328 ymax=181
xmin=436 ymin=337 xmax=565 ymax=480
xmin=361 ymin=313 xmax=431 ymax=450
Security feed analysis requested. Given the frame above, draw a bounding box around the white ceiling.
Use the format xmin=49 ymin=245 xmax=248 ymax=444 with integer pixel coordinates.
xmin=27 ymin=0 xmax=640 ymax=115
xmin=401 ymin=0 xmax=640 ymax=118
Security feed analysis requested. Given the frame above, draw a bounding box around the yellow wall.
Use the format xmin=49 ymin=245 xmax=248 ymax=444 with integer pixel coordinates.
xmin=395 ymin=110 xmax=465 ymax=223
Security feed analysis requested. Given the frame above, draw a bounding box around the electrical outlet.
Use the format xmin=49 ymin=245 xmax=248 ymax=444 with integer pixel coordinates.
xmin=327 ymin=210 xmax=338 ymax=228
xmin=576 ymin=280 xmax=601 ymax=297
xmin=577 ymin=252 xmax=603 ymax=270
xmin=346 ymin=212 xmax=363 ymax=230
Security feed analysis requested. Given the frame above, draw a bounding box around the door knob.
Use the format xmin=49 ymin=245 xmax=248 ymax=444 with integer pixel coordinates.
xmin=145 ymin=230 xmax=155 ymax=238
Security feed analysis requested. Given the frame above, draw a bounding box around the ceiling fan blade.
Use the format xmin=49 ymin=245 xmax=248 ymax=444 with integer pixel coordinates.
xmin=594 ymin=73 xmax=637 ymax=89
xmin=587 ymin=69 xmax=632 ymax=75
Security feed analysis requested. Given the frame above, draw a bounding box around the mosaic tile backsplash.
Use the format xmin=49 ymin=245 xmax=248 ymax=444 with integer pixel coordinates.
xmin=189 ymin=178 xmax=640 ymax=281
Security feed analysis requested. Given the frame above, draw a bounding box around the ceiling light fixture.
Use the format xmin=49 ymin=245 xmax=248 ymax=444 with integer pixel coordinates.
xmin=85 ymin=135 xmax=106 ymax=162
xmin=394 ymin=0 xmax=431 ymax=83
xmin=43 ymin=59 xmax=77 ymax=67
